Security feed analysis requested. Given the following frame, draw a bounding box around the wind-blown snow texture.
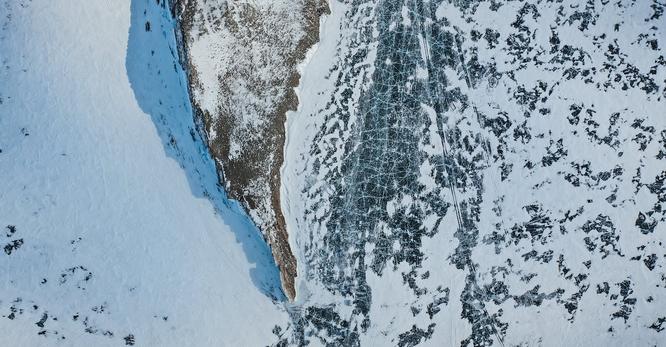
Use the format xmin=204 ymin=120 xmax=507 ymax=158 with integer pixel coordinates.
xmin=280 ymin=0 xmax=666 ymax=345
xmin=0 ymin=0 xmax=287 ymax=345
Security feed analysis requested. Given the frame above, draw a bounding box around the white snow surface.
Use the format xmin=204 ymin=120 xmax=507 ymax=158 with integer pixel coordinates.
xmin=0 ymin=0 xmax=287 ymax=345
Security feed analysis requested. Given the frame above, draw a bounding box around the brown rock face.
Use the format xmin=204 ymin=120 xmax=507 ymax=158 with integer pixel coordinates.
xmin=170 ymin=0 xmax=329 ymax=300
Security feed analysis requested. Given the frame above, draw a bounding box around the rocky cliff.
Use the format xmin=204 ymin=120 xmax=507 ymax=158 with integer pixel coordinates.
xmin=170 ymin=0 xmax=329 ymax=301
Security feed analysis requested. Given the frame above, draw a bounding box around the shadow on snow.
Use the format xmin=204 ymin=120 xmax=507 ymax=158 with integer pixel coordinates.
xmin=125 ymin=0 xmax=285 ymax=302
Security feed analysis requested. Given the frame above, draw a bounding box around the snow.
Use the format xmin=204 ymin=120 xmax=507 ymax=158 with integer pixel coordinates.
xmin=3 ymin=0 xmax=665 ymax=345
xmin=280 ymin=0 xmax=665 ymax=345
xmin=0 ymin=0 xmax=287 ymax=345
xmin=281 ymin=0 xmax=342 ymax=304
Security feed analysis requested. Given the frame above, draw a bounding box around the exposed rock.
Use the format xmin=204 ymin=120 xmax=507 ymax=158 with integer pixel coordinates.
xmin=171 ymin=0 xmax=330 ymax=300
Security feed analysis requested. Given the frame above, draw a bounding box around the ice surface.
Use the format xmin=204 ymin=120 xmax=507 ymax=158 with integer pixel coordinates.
xmin=281 ymin=0 xmax=666 ymax=345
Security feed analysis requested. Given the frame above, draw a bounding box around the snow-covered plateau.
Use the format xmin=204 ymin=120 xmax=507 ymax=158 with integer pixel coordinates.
xmin=1 ymin=0 xmax=665 ymax=346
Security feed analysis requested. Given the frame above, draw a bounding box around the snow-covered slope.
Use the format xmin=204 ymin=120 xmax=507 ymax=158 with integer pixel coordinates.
xmin=0 ymin=0 xmax=287 ymax=345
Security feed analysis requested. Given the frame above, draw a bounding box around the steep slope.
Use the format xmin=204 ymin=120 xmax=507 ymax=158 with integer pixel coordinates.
xmin=172 ymin=0 xmax=329 ymax=300
xmin=280 ymin=0 xmax=666 ymax=345
xmin=0 ymin=0 xmax=287 ymax=345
